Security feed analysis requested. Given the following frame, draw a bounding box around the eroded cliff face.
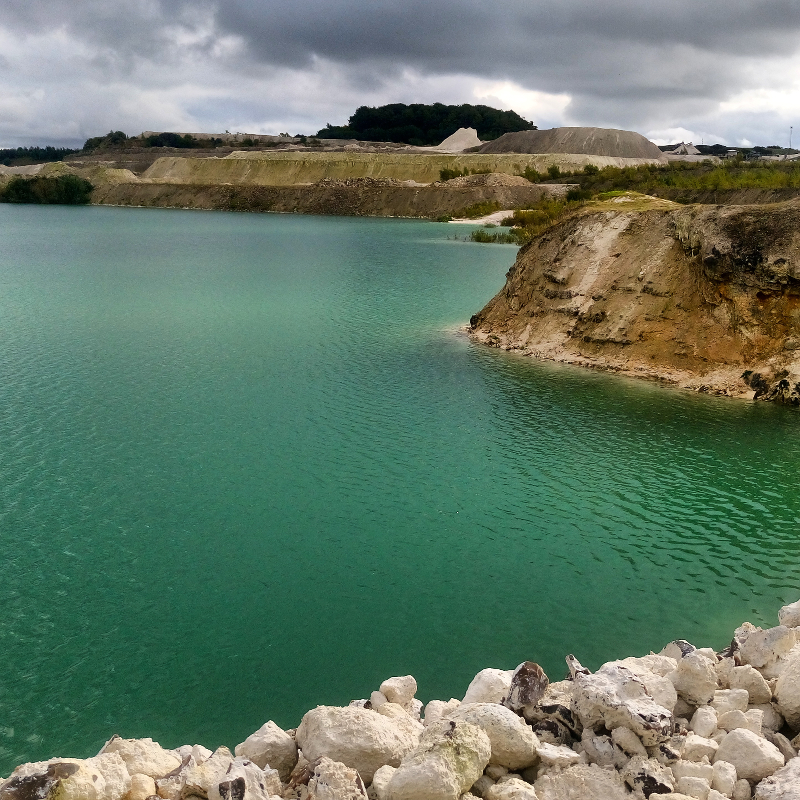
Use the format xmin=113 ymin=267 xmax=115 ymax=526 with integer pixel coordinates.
xmin=469 ymin=195 xmax=800 ymax=401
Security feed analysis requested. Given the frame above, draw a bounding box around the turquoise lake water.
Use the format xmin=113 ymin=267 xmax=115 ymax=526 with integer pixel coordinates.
xmin=1 ymin=204 xmax=799 ymax=772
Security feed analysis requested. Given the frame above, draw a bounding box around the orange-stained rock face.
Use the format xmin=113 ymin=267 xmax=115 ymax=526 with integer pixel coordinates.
xmin=469 ymin=195 xmax=800 ymax=401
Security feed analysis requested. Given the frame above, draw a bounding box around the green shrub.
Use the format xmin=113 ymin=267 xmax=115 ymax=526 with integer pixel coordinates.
xmin=521 ymin=166 xmax=542 ymax=183
xmin=566 ymin=188 xmax=593 ymax=202
xmin=583 ymin=164 xmax=599 ymax=175
xmin=547 ymin=164 xmax=562 ymax=180
xmin=469 ymin=229 xmax=520 ymax=244
xmin=0 ymin=174 xmax=93 ymax=204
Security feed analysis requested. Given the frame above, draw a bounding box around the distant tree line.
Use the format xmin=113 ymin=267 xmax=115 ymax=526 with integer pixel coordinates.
xmin=317 ymin=103 xmax=536 ymax=146
xmin=0 ymin=146 xmax=79 ymax=166
xmin=0 ymin=175 xmax=94 ymax=204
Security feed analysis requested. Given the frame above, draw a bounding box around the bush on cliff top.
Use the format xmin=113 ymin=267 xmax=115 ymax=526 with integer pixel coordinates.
xmin=318 ymin=103 xmax=536 ymax=146
xmin=0 ymin=175 xmax=94 ymax=204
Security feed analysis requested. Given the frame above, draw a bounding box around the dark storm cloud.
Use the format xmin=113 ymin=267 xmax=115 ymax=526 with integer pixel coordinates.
xmin=0 ymin=0 xmax=799 ymax=146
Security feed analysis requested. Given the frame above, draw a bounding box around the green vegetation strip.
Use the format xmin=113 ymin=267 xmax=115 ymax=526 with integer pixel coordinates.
xmin=0 ymin=175 xmax=93 ymax=204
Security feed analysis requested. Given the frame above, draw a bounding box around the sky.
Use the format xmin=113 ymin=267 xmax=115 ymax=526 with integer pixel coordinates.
xmin=1 ymin=0 xmax=799 ymax=149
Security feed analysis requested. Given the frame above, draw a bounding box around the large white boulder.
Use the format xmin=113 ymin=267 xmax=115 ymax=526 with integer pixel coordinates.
xmin=379 ymin=677 xmax=417 ymax=710
xmin=534 ymin=762 xmax=630 ymax=800
xmin=740 ymin=627 xmax=797 ymax=669
xmin=368 ymin=765 xmax=396 ymax=800
xmin=714 ymin=729 xmax=785 ymax=783
xmin=234 ymin=721 xmax=297 ymax=781
xmin=754 ymin=753 xmax=800 ymax=799
xmin=776 ymin=651 xmax=800 ymax=730
xmin=779 ymin=600 xmax=800 ymax=629
xmin=374 ymin=703 xmax=424 ymax=740
xmin=305 ymin=757 xmax=368 ymax=800
xmin=670 ymin=653 xmax=719 ymax=706
xmin=128 ymin=774 xmax=157 ymax=800
xmin=463 ymin=670 xmax=515 ymax=705
xmin=424 ymin=700 xmax=460 ymax=727
xmin=208 ymin=757 xmax=280 ymax=800
xmin=606 ymin=657 xmax=678 ymax=712
xmin=297 ymin=706 xmax=420 ymax=783
xmin=385 ymin=720 xmax=491 ymax=800
xmin=448 ymin=703 xmax=537 ymax=769
xmin=621 ymin=754 xmax=674 ymax=796
xmin=572 ymin=664 xmax=673 ymax=745
xmin=177 ymin=747 xmax=236 ymax=800
xmin=711 ymin=760 xmax=737 ymax=797
xmin=100 ymin=736 xmax=181 ymax=780
xmin=730 ymin=666 xmax=773 ymax=705
xmin=484 ymin=778 xmax=539 ymax=800
xmin=0 ymin=755 xmax=132 ymax=800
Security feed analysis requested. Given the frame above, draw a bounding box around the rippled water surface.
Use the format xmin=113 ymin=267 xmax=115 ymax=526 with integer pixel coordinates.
xmin=1 ymin=204 xmax=800 ymax=771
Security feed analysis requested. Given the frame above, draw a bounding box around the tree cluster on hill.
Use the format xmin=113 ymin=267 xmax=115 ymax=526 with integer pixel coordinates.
xmin=0 ymin=146 xmax=79 ymax=166
xmin=0 ymin=175 xmax=94 ymax=204
xmin=83 ymin=131 xmax=129 ymax=151
xmin=317 ymin=103 xmax=535 ymax=146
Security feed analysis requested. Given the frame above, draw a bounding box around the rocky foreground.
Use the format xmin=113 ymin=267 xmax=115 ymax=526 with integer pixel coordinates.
xmin=8 ymin=603 xmax=800 ymax=800
xmin=470 ymin=195 xmax=800 ymax=402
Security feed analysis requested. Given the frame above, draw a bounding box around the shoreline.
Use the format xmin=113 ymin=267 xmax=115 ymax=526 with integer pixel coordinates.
xmin=4 ymin=598 xmax=800 ymax=799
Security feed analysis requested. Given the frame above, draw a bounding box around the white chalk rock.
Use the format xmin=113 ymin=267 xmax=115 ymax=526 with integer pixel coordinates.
xmin=485 ymin=766 xmax=508 ymax=781
xmin=605 ymin=657 xmax=678 ymax=712
xmin=714 ymin=729 xmax=784 ymax=783
xmin=711 ymin=760 xmax=737 ymax=796
xmin=610 ymin=726 xmax=647 ymax=758
xmin=180 ymin=747 xmax=236 ymax=799
xmin=448 ymin=703 xmax=537 ymax=769
xmin=779 ymin=600 xmax=800 ymax=629
xmin=621 ymin=754 xmax=674 ymax=795
xmin=128 ymin=774 xmax=157 ymax=800
xmin=1 ymin=755 xmax=132 ymax=800
xmin=534 ymin=762 xmax=630 ymax=800
xmin=753 ymin=704 xmax=784 ymax=732
xmin=304 ymin=756 xmax=368 ymax=800
xmin=380 ymin=677 xmax=417 ymax=710
xmin=676 ymin=775 xmax=712 ymax=799
xmin=234 ymin=721 xmax=298 ymax=781
xmin=691 ymin=707 xmax=719 ymax=739
xmin=713 ymin=691 xmax=751 ymax=717
xmin=424 ymin=700 xmax=460 ymax=727
xmin=572 ymin=664 xmax=673 ymax=745
xmin=671 ymin=653 xmax=719 ymax=706
xmin=775 ymin=650 xmax=800 ymax=729
xmin=754 ymin=752 xmax=800 ymax=799
xmin=733 ymin=778 xmax=752 ymax=800
xmin=370 ymin=692 xmax=389 ymax=709
xmin=718 ymin=710 xmax=751 ymax=732
xmin=209 ymin=757 xmax=280 ymax=800
xmin=661 ymin=641 xmax=698 ymax=660
xmin=463 ymin=670 xmax=515 ymax=705
xmin=673 ymin=760 xmax=715 ymax=781
xmin=100 ymin=737 xmax=180 ymax=780
xmin=708 ymin=791 xmax=729 ymax=800
xmin=385 ymin=720 xmax=491 ymax=800
xmin=535 ymin=743 xmax=580 ymax=769
xmin=730 ymin=666 xmax=773 ymax=705
xmin=747 ymin=709 xmax=765 ymax=736
xmin=741 ymin=627 xmax=797 ymax=670
xmin=297 ymin=706 xmax=420 ymax=783
xmin=579 ymin=731 xmax=616 ymax=768
xmin=375 ymin=704 xmax=425 ymax=741
xmin=368 ymin=765 xmax=396 ymax=800
xmin=484 ymin=777 xmax=539 ymax=800
xmin=684 ymin=734 xmax=720 ymax=762
xmin=173 ymin=745 xmax=212 ymax=765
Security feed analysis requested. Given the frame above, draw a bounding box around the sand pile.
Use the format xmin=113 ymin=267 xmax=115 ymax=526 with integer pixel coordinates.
xmin=428 ymin=127 xmax=483 ymax=153
xmin=479 ymin=127 xmax=665 ymax=160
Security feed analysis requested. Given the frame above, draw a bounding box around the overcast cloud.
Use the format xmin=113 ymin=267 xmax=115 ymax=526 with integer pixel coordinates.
xmin=1 ymin=0 xmax=798 ymax=148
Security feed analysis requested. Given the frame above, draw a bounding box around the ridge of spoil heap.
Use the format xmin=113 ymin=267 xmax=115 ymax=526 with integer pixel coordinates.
xmin=7 ymin=600 xmax=800 ymax=800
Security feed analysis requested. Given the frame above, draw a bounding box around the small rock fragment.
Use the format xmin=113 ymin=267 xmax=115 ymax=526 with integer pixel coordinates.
xmin=712 ymin=691 xmax=750 ymax=717
xmin=778 ymin=599 xmax=800 ymax=629
xmin=675 ymin=775 xmax=711 ymax=799
xmin=379 ymin=677 xmax=417 ymax=710
xmin=711 ymin=760 xmax=736 ymax=797
xmin=683 ymin=734 xmax=719 ymax=762
xmin=234 ymin=721 xmax=298 ymax=782
xmin=463 ymin=670 xmax=515 ymax=705
xmin=691 ymin=707 xmax=718 ymax=739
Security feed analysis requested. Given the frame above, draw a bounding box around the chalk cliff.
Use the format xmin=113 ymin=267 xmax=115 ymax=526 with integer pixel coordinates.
xmin=469 ymin=194 xmax=800 ymax=402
